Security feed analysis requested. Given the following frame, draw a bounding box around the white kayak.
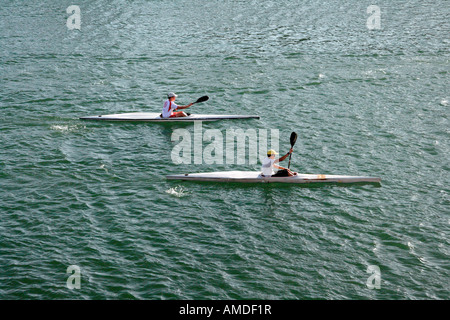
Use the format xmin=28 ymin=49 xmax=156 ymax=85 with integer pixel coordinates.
xmin=166 ymin=171 xmax=381 ymax=184
xmin=80 ymin=112 xmax=260 ymax=122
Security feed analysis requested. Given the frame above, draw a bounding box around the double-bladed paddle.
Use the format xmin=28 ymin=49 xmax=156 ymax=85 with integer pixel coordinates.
xmin=288 ymin=131 xmax=297 ymax=169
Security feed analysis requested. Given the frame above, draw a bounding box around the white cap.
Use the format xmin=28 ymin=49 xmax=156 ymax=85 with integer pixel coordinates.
xmin=168 ymin=92 xmax=178 ymax=98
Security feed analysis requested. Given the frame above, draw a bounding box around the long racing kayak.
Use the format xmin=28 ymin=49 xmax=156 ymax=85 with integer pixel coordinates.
xmin=80 ymin=112 xmax=260 ymax=122
xmin=166 ymin=171 xmax=381 ymax=184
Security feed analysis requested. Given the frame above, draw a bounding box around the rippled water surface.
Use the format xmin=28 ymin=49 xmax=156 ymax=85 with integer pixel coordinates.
xmin=0 ymin=0 xmax=449 ymax=299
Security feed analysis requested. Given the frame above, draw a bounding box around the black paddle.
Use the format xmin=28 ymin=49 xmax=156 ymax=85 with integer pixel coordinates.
xmin=183 ymin=96 xmax=209 ymax=116
xmin=192 ymin=95 xmax=209 ymax=105
xmin=288 ymin=131 xmax=297 ymax=169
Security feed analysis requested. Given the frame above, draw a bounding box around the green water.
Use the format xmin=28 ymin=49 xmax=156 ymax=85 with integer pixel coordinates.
xmin=0 ymin=0 xmax=449 ymax=299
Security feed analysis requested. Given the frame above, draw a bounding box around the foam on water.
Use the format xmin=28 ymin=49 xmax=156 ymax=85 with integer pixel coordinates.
xmin=165 ymin=186 xmax=189 ymax=198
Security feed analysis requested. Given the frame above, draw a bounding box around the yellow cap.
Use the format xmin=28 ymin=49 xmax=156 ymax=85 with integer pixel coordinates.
xmin=267 ymin=149 xmax=278 ymax=156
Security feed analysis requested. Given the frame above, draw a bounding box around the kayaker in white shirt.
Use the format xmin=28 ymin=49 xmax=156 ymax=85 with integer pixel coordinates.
xmin=162 ymin=92 xmax=193 ymax=118
xmin=261 ymin=149 xmax=297 ymax=177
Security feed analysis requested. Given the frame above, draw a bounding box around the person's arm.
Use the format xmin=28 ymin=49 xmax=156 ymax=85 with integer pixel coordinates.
xmin=273 ymin=164 xmax=286 ymax=170
xmin=175 ymin=103 xmax=193 ymax=110
xmin=274 ymin=148 xmax=293 ymax=163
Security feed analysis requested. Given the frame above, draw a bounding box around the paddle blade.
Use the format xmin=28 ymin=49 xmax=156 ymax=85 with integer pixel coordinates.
xmin=288 ymin=131 xmax=297 ymax=169
xmin=290 ymin=132 xmax=298 ymax=147
xmin=194 ymin=95 xmax=209 ymax=104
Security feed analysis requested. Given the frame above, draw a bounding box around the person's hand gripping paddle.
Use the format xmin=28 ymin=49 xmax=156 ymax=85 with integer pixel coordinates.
xmin=181 ymin=96 xmax=209 ymax=116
